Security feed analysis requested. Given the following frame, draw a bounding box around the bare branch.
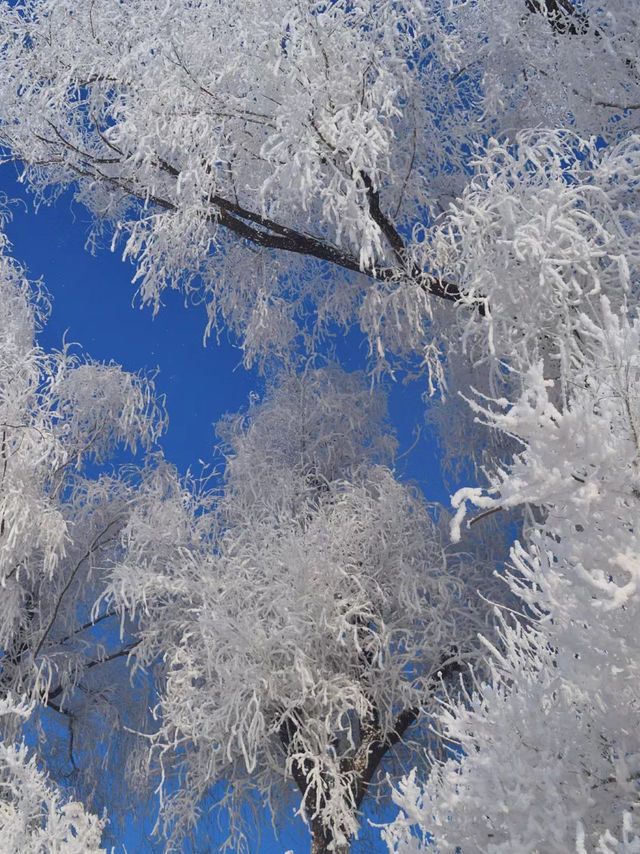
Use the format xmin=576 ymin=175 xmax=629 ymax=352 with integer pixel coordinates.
xmin=34 ymin=517 xmax=124 ymax=660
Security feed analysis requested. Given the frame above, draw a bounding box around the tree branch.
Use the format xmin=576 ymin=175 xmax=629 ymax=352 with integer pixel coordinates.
xmin=50 ymin=609 xmax=117 ymax=647
xmin=361 ymin=172 xmax=406 ymax=264
xmin=33 ymin=517 xmax=123 ymax=660
xmin=47 ymin=641 xmax=139 ymax=702
xmin=352 ymin=657 xmax=464 ymax=808
xmin=19 ymin=147 xmax=473 ymax=309
xmin=212 ymin=192 xmax=467 ymax=307
xmin=525 ymin=0 xmax=590 ymax=36
xmin=353 ymin=707 xmax=419 ymax=808
xmin=278 ymin=715 xmax=316 ymax=801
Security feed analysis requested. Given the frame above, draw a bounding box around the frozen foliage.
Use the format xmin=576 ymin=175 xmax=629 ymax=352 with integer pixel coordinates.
xmin=451 ymin=296 xmax=640 ymax=548
xmin=384 ymin=524 xmax=640 ymax=852
xmin=0 ymin=226 xmax=164 ymax=695
xmin=370 ymin=7 xmax=640 ymax=850
xmin=1 ymin=0 xmax=637 ymax=366
xmin=384 ymin=261 xmax=640 ymax=849
xmin=105 ymin=368 xmax=483 ymax=852
xmin=0 ymin=697 xmax=106 ymax=854
xmin=0 ymin=0 xmax=464 ymax=364
xmin=420 ymin=127 xmax=640 ymax=481
xmin=451 ymin=0 xmax=640 ymax=137
xmin=1 ymin=1 xmax=640 ymax=852
xmin=432 ymin=132 xmax=640 ymax=376
xmin=0 ymin=223 xmax=166 ymax=834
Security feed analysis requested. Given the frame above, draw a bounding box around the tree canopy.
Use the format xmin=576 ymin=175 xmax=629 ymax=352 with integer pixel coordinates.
xmin=1 ymin=0 xmax=640 ymax=852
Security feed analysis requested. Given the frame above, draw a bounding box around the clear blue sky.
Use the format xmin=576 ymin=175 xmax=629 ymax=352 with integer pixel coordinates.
xmin=0 ymin=166 xmax=446 ymax=853
xmin=0 ymin=170 xmax=446 ymax=494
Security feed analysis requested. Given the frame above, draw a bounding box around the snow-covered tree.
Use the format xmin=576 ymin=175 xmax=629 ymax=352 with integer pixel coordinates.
xmin=0 ymin=220 xmax=167 ymax=843
xmin=1 ymin=1 xmax=640 ymax=852
xmin=0 ymin=697 xmax=107 ymax=854
xmin=104 ymin=366 xmax=485 ymax=853
xmin=383 ymin=202 xmax=640 ymax=852
xmin=1 ymin=0 xmax=635 ymax=370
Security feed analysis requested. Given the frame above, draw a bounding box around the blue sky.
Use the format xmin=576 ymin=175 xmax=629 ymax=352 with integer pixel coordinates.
xmin=0 ymin=169 xmax=446 ymax=496
xmin=0 ymin=166 xmax=446 ymax=852
xmin=0 ymin=170 xmax=259 ymax=476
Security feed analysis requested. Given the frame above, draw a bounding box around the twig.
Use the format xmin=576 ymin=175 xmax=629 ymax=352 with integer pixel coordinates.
xmin=468 ymin=505 xmax=503 ymax=527
xmin=34 ymin=517 xmax=123 ymax=660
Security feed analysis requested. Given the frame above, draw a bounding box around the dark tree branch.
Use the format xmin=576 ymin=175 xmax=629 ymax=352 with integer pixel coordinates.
xmin=51 ymin=609 xmax=117 ymax=647
xmin=33 ymin=517 xmax=124 ymax=660
xmin=19 ymin=144 xmax=473 ymax=309
xmin=360 ymin=170 xmax=472 ymax=306
xmin=525 ymin=0 xmax=590 ymax=36
xmin=210 ymin=186 xmax=467 ymax=307
xmin=47 ymin=641 xmax=139 ymax=702
xmin=352 ymin=657 xmax=465 ymax=808
xmin=353 ymin=707 xmax=419 ymax=809
xmin=276 ymin=653 xmax=466 ymax=854
xmin=361 ymin=172 xmax=406 ymax=264
xmin=278 ymin=715 xmax=316 ymax=802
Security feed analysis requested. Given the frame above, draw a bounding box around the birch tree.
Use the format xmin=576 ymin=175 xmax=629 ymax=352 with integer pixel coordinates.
xmin=0 ymin=0 xmax=635 ymax=370
xmin=1 ymin=1 xmax=640 ymax=852
xmin=0 ymin=221 xmax=166 ymax=845
xmin=104 ymin=366 xmax=487 ymax=853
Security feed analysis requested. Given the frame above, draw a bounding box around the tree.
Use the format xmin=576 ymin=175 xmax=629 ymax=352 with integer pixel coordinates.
xmin=103 ymin=366 xmax=487 ymax=853
xmin=1 ymin=0 xmax=635 ymax=370
xmin=0 ymin=216 xmax=488 ymax=852
xmin=380 ymin=110 xmax=640 ymax=853
xmin=0 ymin=218 xmax=166 ymax=845
xmin=1 ymin=0 xmax=640 ymax=852
xmin=383 ymin=297 xmax=640 ymax=852
xmin=0 ymin=696 xmax=106 ymax=854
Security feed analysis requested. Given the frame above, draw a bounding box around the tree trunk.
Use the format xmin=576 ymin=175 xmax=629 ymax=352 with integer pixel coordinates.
xmin=309 ymin=816 xmax=350 ymax=854
xmin=310 ymin=835 xmax=350 ymax=854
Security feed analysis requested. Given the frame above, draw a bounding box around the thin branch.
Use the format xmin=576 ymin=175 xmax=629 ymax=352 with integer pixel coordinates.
xmin=44 ymin=120 xmax=119 ymax=164
xmin=396 ymin=425 xmax=422 ymax=462
xmin=393 ymin=110 xmax=417 ymax=219
xmin=593 ymin=100 xmax=640 ymax=111
xmin=50 ymin=609 xmax=117 ymax=647
xmin=468 ymin=505 xmax=503 ymax=528
xmin=47 ymin=641 xmax=139 ymax=703
xmin=84 ymin=641 xmax=139 ymax=670
xmin=33 ymin=517 xmax=124 ymax=660
xmin=67 ymin=713 xmax=78 ymax=774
